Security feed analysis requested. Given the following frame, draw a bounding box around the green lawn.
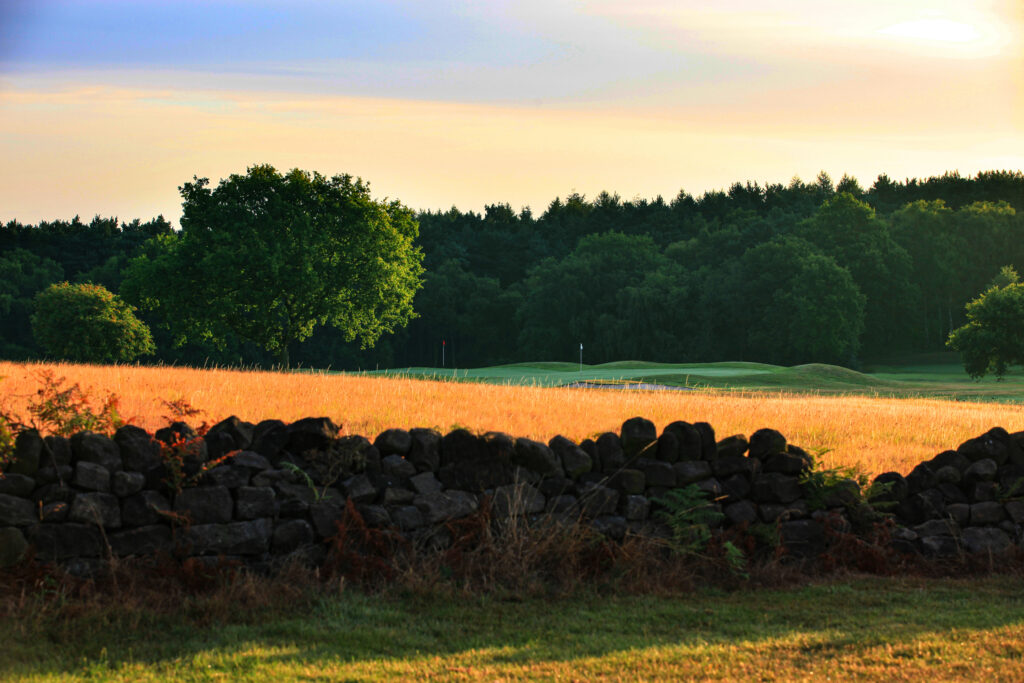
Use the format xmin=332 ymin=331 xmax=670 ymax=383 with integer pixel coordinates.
xmin=6 ymin=576 xmax=1024 ymax=681
xmin=365 ymin=353 xmax=1024 ymax=403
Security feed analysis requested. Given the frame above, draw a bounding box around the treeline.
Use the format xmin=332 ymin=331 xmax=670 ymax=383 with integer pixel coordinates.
xmin=2 ymin=170 xmax=1024 ymax=369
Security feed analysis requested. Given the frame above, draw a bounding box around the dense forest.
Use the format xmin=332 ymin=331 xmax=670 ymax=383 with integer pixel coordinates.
xmin=2 ymin=169 xmax=1024 ymax=370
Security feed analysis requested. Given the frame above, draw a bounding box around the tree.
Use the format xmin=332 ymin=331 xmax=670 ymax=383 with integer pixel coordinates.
xmin=734 ymin=236 xmax=865 ymax=365
xmin=0 ymin=249 xmax=64 ymax=357
xmin=122 ymin=165 xmax=424 ymax=367
xmin=947 ymin=280 xmax=1024 ymax=379
xmin=32 ymin=282 xmax=155 ymax=363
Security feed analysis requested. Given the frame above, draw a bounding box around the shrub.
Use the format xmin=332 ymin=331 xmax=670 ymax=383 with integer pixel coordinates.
xmin=32 ymin=282 xmax=155 ymax=363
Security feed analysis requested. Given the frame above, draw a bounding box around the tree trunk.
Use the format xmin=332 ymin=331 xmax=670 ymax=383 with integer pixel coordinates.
xmin=280 ymin=343 xmax=290 ymax=370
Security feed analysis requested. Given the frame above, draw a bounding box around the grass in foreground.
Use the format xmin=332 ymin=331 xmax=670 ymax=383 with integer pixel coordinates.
xmin=4 ymin=574 xmax=1024 ymax=681
xmin=3 ymin=360 xmax=1024 ymax=476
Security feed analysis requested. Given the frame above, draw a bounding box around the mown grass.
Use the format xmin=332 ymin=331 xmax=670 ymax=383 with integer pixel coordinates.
xmin=4 ymin=575 xmax=1024 ymax=681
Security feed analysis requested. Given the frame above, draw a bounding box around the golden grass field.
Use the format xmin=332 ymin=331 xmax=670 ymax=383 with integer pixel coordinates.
xmin=3 ymin=360 xmax=1024 ymax=476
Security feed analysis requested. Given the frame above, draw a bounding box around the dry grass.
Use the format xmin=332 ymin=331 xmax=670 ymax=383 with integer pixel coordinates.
xmin=3 ymin=360 xmax=1023 ymax=476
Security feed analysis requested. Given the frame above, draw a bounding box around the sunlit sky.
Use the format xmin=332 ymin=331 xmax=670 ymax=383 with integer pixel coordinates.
xmin=1 ymin=0 xmax=1022 ymax=225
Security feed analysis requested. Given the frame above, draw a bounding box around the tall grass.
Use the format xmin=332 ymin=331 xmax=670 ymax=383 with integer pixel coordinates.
xmin=3 ymin=360 xmax=1023 ymax=476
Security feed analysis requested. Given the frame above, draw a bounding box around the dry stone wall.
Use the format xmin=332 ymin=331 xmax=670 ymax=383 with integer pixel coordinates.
xmin=1 ymin=414 xmax=1023 ymax=573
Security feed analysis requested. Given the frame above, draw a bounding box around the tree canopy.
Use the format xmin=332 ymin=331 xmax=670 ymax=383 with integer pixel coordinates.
xmin=122 ymin=165 xmax=424 ymax=367
xmin=32 ymin=282 xmax=154 ymax=363
xmin=947 ymin=275 xmax=1024 ymax=379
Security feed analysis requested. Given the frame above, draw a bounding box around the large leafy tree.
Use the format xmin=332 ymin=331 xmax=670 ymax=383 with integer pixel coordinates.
xmin=32 ymin=282 xmax=154 ymax=363
xmin=0 ymin=249 xmax=64 ymax=357
xmin=122 ymin=165 xmax=424 ymax=367
xmin=947 ymin=275 xmax=1024 ymax=379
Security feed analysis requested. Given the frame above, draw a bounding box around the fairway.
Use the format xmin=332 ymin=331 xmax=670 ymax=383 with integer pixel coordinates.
xmin=370 ymin=354 xmax=1024 ymax=402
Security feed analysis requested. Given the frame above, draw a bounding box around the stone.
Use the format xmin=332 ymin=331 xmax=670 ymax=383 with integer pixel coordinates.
xmin=0 ymin=527 xmax=28 ymax=567
xmin=752 ymin=473 xmax=801 ymax=504
xmin=414 ymin=490 xmax=478 ymax=523
xmin=622 ymin=495 xmax=650 ymax=521
xmin=674 ymin=460 xmax=713 ymax=485
xmin=964 ymin=458 xmax=998 ymax=484
xmin=114 ymin=425 xmax=162 ymax=473
xmin=27 ymin=523 xmax=103 ymax=560
xmin=1006 ymin=500 xmax=1024 ymax=524
xmin=928 ymin=450 xmax=971 ymax=473
xmin=381 ymin=454 xmax=417 ymax=480
xmin=44 ymin=436 xmax=72 ymax=467
xmin=407 ymin=428 xmax=442 ymax=472
xmin=748 ymin=428 xmax=787 ymax=460
xmin=308 ymin=496 xmax=346 ymax=537
xmin=383 ymin=486 xmax=416 ymax=505
xmin=655 ymin=431 xmax=679 ymax=463
xmin=0 ymin=474 xmax=35 ymax=497
xmin=914 ymin=519 xmax=958 ymax=537
xmin=286 ymin=417 xmax=339 ymax=454
xmin=251 ymin=468 xmax=298 ymax=487
xmin=779 ymin=519 xmax=824 ymax=556
xmin=869 ymin=472 xmax=908 ymax=504
xmin=512 ymin=437 xmax=562 ymax=476
xmin=69 ymin=492 xmax=121 ymax=528
xmin=696 ymin=478 xmax=724 ymax=499
xmin=716 ymin=434 xmax=749 ymax=459
xmin=204 ymin=464 xmax=251 ymax=489
xmin=663 ymin=422 xmax=703 ymax=461
xmin=251 ymin=419 xmax=289 ymax=460
xmin=724 ymin=500 xmax=758 ymax=525
xmin=0 ymin=494 xmax=36 ymax=527
xmin=34 ymin=466 xmax=72 ymax=486
xmin=610 ymin=469 xmax=645 ymax=495
xmin=71 ymin=431 xmax=122 ymax=472
xmin=958 ymin=427 xmax=1011 ymax=465
xmin=492 ymin=483 xmax=545 ymax=517
xmin=721 ymin=473 xmax=752 ymax=502
xmin=712 ymin=455 xmax=757 ymax=479
xmin=620 ymin=417 xmax=657 ymax=458
xmin=967 ymin=481 xmax=997 ymax=503
xmin=920 ymin=535 xmax=959 ymax=556
xmin=231 ymin=451 xmax=272 ymax=472
xmin=111 ymin=471 xmax=146 ymax=497
xmin=342 ymin=474 xmax=378 ymax=503
xmin=934 ymin=465 xmax=962 ymax=485
xmin=546 ymin=495 xmax=577 ymax=514
xmin=945 ymin=503 xmax=970 ymax=527
xmin=8 ymin=429 xmax=44 ymax=476
xmin=596 ymin=432 xmax=626 ymax=472
xmin=174 ymin=485 xmax=233 ymax=524
xmin=904 ymin=463 xmax=937 ymax=494
xmin=108 ymin=525 xmax=173 ymax=556
xmin=553 ymin=439 xmax=592 ymax=478
xmin=592 ymin=515 xmax=628 ymax=540
xmin=182 ymin=519 xmax=272 ymax=556
xmin=538 ymin=476 xmax=573 ymax=498
xmin=273 ymin=519 xmax=315 ymax=553
xmin=577 ymin=483 xmax=619 ymax=517
xmin=358 ymin=504 xmax=391 ymax=528
xmin=759 ymin=501 xmax=808 ymax=522
xmin=961 ymin=526 xmax=1012 ymax=555
xmin=821 ymin=479 xmax=862 ymax=508
xmin=638 ymin=459 xmax=677 ymax=488
xmin=40 ymin=502 xmax=69 ymax=522
xmin=121 ymin=490 xmax=171 ymax=527
xmin=694 ymin=422 xmax=717 ymax=461
xmin=391 ymin=505 xmax=424 ymax=531
xmin=763 ymin=452 xmax=811 ymax=476
xmin=409 ymin=471 xmax=442 ymax=496
xmin=204 ymin=416 xmax=255 ymax=459
xmin=73 ymin=461 xmax=111 ymax=492
xmin=374 ymin=429 xmax=412 ymax=456
xmin=275 ymin=482 xmax=316 ymax=516
xmin=970 ymin=501 xmax=1006 ymax=525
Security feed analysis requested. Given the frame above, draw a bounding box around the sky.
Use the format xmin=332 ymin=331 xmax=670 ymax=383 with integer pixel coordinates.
xmin=1 ymin=0 xmax=1022 ymax=225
